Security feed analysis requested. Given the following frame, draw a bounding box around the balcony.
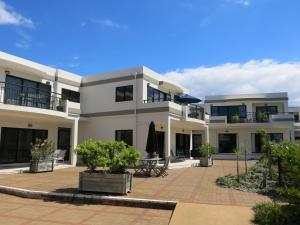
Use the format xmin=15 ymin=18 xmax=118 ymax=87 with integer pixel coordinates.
xmin=0 ymin=81 xmax=66 ymax=112
xmin=208 ymin=112 xmax=294 ymax=124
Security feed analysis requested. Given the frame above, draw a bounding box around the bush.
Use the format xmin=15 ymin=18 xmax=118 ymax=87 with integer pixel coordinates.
xmin=231 ymin=114 xmax=240 ymax=123
xmin=253 ymin=202 xmax=286 ymax=225
xmin=199 ymin=143 xmax=215 ymax=157
xmin=31 ymin=139 xmax=55 ymax=160
xmin=75 ymin=140 xmax=141 ymax=173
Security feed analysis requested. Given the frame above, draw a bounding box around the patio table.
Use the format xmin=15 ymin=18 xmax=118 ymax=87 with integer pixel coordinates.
xmin=140 ymin=157 xmax=162 ymax=177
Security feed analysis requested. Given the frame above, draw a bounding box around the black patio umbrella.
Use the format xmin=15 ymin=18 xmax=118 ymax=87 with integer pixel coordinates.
xmin=176 ymin=94 xmax=201 ymax=104
xmin=146 ymin=121 xmax=159 ymax=158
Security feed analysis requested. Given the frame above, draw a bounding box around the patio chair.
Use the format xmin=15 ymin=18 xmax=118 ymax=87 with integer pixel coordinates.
xmin=170 ymin=150 xmax=185 ymax=163
xmin=155 ymin=157 xmax=170 ymax=177
xmin=133 ymin=161 xmax=147 ymax=177
xmin=53 ymin=149 xmax=67 ymax=164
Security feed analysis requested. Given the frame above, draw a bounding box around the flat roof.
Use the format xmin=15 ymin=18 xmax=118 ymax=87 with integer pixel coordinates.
xmin=205 ymin=92 xmax=288 ymax=103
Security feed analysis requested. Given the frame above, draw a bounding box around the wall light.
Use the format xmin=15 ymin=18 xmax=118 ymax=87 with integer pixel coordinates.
xmin=5 ymin=70 xmax=10 ymax=75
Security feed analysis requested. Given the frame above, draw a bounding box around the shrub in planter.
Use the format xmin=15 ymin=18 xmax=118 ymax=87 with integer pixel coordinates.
xmin=75 ymin=140 xmax=141 ymax=194
xmin=256 ymin=112 xmax=269 ymax=122
xmin=231 ymin=114 xmax=240 ymax=123
xmin=30 ymin=139 xmax=55 ymax=173
xmin=199 ymin=143 xmax=215 ymax=167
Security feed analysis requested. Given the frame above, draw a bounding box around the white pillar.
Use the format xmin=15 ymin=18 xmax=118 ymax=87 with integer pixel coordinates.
xmin=189 ymin=130 xmax=193 ymax=158
xmin=290 ymin=127 xmax=295 ymax=142
xmin=205 ymin=125 xmax=209 ymax=144
xmin=70 ymin=118 xmax=79 ymax=166
xmin=165 ymin=117 xmax=171 ymax=159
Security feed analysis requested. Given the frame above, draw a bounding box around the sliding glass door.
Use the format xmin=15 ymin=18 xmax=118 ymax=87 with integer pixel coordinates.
xmin=0 ymin=127 xmax=48 ymax=164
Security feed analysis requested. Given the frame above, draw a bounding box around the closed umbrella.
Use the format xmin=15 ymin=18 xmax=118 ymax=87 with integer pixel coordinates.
xmin=146 ymin=121 xmax=158 ymax=158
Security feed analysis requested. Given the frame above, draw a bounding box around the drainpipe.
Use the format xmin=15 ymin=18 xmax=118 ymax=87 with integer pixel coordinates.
xmin=134 ymin=72 xmax=138 ymax=148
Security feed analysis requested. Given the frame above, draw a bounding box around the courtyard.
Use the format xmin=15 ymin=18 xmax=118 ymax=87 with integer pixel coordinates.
xmin=0 ymin=160 xmax=270 ymax=224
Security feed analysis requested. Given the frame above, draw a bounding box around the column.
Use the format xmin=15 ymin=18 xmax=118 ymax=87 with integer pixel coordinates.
xmin=205 ymin=125 xmax=210 ymax=144
xmin=189 ymin=130 xmax=193 ymax=158
xmin=70 ymin=118 xmax=79 ymax=166
xmin=165 ymin=117 xmax=171 ymax=159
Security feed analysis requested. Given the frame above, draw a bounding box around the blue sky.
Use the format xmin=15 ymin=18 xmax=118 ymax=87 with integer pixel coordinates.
xmin=1 ymin=0 xmax=300 ymax=104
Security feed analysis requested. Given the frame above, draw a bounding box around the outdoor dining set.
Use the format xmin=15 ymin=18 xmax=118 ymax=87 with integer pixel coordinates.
xmin=134 ymin=157 xmax=170 ymax=177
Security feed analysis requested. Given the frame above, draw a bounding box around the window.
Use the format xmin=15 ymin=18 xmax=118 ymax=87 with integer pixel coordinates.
xmin=147 ymin=86 xmax=171 ymax=102
xmin=5 ymin=75 xmax=51 ymax=109
xmin=211 ymin=105 xmax=247 ymax=122
xmin=62 ymin=89 xmax=80 ymax=103
xmin=115 ymin=130 xmax=133 ymax=146
xmin=115 ymin=85 xmax=133 ymax=102
xmin=256 ymin=106 xmax=278 ymax=114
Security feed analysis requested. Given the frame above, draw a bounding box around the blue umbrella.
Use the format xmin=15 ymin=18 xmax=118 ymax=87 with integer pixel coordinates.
xmin=176 ymin=94 xmax=201 ymax=104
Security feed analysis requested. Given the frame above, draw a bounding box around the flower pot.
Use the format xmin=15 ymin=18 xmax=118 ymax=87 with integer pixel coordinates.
xmin=200 ymin=156 xmax=213 ymax=167
xmin=30 ymin=159 xmax=54 ymax=173
xmin=79 ymin=171 xmax=132 ymax=195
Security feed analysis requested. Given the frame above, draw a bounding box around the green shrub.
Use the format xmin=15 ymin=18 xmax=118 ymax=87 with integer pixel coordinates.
xmin=199 ymin=143 xmax=215 ymax=157
xmin=31 ymin=139 xmax=55 ymax=160
xmin=75 ymin=139 xmax=141 ymax=173
xmin=231 ymin=114 xmax=240 ymax=123
xmin=253 ymin=202 xmax=286 ymax=225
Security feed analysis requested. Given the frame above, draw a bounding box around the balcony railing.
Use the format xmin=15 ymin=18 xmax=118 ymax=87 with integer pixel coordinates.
xmin=187 ymin=104 xmax=204 ymax=120
xmin=209 ymin=112 xmax=294 ymax=124
xmin=0 ymin=81 xmax=66 ymax=112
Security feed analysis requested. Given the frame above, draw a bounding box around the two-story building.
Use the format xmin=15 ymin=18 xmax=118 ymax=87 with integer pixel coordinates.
xmin=0 ymin=52 xmax=81 ymax=165
xmin=79 ymin=66 xmax=207 ymax=159
xmin=0 ymin=51 xmax=298 ymax=166
xmin=204 ymin=93 xmax=295 ymax=158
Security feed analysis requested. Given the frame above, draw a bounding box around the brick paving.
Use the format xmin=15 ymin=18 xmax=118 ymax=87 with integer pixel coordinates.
xmin=0 ymin=160 xmax=270 ymax=207
xmin=0 ymin=193 xmax=172 ymax=225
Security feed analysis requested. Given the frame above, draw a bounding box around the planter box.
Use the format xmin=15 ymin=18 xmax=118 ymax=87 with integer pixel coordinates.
xmin=79 ymin=171 xmax=132 ymax=195
xmin=200 ymin=157 xmax=213 ymax=167
xmin=30 ymin=159 xmax=54 ymax=173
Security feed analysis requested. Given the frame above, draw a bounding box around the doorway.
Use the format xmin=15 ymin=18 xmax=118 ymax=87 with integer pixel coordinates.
xmin=176 ymin=133 xmax=190 ymax=158
xmin=156 ymin=131 xmax=165 ymax=158
xmin=218 ymin=133 xmax=237 ymax=153
xmin=0 ymin=127 xmax=48 ymax=164
xmin=57 ymin=128 xmax=71 ymax=161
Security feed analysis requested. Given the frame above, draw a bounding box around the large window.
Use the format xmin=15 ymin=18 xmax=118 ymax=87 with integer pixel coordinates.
xmin=147 ymin=86 xmax=171 ymax=102
xmin=254 ymin=133 xmax=283 ymax=153
xmin=62 ymin=89 xmax=80 ymax=103
xmin=115 ymin=130 xmax=133 ymax=146
xmin=218 ymin=133 xmax=237 ymax=153
xmin=211 ymin=105 xmax=247 ymax=123
xmin=5 ymin=75 xmax=51 ymax=109
xmin=115 ymin=85 xmax=133 ymax=102
xmin=256 ymin=106 xmax=278 ymax=114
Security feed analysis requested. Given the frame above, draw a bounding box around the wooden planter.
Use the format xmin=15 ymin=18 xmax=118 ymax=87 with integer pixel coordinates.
xmin=79 ymin=171 xmax=132 ymax=195
xmin=200 ymin=156 xmax=213 ymax=167
xmin=30 ymin=159 xmax=54 ymax=173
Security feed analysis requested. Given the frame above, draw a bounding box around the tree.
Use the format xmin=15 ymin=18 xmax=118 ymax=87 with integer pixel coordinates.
xmin=234 ymin=148 xmax=241 ymax=182
xmin=257 ymin=128 xmax=273 ymax=179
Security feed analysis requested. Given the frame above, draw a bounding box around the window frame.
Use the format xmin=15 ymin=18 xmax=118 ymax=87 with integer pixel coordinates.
xmin=61 ymin=88 xmax=80 ymax=103
xmin=115 ymin=129 xmax=133 ymax=146
xmin=115 ymin=85 xmax=133 ymax=102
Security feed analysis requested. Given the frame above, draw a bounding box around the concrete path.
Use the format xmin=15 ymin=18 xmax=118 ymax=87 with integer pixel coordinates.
xmin=169 ymin=203 xmax=254 ymax=225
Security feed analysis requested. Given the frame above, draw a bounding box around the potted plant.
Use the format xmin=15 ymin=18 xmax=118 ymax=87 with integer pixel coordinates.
xmin=199 ymin=143 xmax=215 ymax=167
xmin=231 ymin=114 xmax=240 ymax=123
xmin=76 ymin=140 xmax=141 ymax=195
xmin=30 ymin=139 xmax=55 ymax=173
xmin=56 ymin=99 xmax=65 ymax=112
xmin=256 ymin=111 xmax=269 ymax=122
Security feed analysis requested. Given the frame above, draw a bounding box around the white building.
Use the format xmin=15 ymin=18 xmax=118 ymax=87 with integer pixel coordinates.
xmin=0 ymin=52 xmax=297 ymax=165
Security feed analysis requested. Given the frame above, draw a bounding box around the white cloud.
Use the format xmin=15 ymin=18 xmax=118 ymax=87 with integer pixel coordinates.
xmin=163 ymin=59 xmax=300 ymax=106
xmin=0 ymin=0 xmax=34 ymax=27
xmin=15 ymin=40 xmax=30 ymax=49
xmin=225 ymin=0 xmax=251 ymax=6
xmin=91 ymin=19 xmax=128 ymax=30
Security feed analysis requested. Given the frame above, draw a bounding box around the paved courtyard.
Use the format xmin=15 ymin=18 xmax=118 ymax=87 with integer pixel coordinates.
xmin=0 ymin=160 xmax=270 ymax=207
xmin=0 ymin=193 xmax=172 ymax=225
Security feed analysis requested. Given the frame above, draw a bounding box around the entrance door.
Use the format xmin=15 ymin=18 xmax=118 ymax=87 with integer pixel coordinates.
xmin=191 ymin=134 xmax=202 ymax=157
xmin=156 ymin=131 xmax=165 ymax=159
xmin=176 ymin=133 xmax=190 ymax=158
xmin=57 ymin=128 xmax=71 ymax=161
xmin=0 ymin=127 xmax=48 ymax=164
xmin=218 ymin=133 xmax=237 ymax=153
